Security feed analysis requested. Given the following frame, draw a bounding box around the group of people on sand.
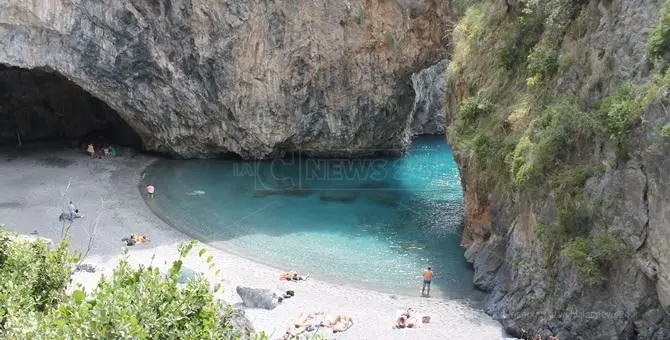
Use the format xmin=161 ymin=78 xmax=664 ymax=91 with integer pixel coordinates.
xmin=122 ymin=233 xmax=151 ymax=246
xmin=283 ymin=313 xmax=354 ymax=339
xmin=86 ymin=142 xmax=117 ymax=159
xmin=395 ymin=307 xmax=422 ymax=329
xmin=277 ymin=268 xmax=434 ymax=339
xmin=279 ymin=271 xmax=309 ymax=282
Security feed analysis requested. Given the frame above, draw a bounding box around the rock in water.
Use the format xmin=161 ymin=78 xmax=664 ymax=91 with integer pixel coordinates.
xmin=236 ymin=286 xmax=281 ymax=310
xmin=409 ymin=59 xmax=448 ymax=136
xmin=0 ymin=1 xmax=452 ymax=158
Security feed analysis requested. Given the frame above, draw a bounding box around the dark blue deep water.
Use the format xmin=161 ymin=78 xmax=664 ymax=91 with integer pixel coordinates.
xmin=142 ymin=136 xmax=484 ymax=301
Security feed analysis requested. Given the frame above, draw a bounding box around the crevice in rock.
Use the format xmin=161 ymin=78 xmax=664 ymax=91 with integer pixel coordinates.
xmin=638 ymin=162 xmax=650 ymax=251
xmin=0 ymin=64 xmax=142 ymax=149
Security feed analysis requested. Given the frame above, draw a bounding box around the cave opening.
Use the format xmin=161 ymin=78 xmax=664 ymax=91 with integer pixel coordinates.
xmin=0 ymin=65 xmax=142 ymax=151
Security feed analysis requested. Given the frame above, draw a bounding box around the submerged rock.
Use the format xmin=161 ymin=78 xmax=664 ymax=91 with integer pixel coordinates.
xmin=319 ymin=190 xmax=358 ymax=203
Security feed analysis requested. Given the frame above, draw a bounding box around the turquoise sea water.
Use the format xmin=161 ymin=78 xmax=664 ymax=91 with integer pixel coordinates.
xmin=142 ymin=136 xmax=484 ymax=301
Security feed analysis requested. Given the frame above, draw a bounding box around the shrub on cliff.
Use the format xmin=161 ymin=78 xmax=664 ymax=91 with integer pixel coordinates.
xmin=648 ymin=0 xmax=670 ymax=63
xmin=0 ymin=229 xmax=263 ymax=339
xmin=561 ymin=233 xmax=625 ymax=285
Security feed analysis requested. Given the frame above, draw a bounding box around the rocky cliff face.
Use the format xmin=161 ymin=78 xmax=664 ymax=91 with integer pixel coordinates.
xmin=0 ymin=0 xmax=451 ymax=158
xmin=409 ymin=59 xmax=447 ymax=135
xmin=446 ymin=0 xmax=670 ymax=339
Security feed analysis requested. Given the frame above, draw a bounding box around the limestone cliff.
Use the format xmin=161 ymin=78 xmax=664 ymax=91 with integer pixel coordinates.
xmin=446 ymin=0 xmax=670 ymax=339
xmin=0 ymin=0 xmax=451 ymax=158
xmin=409 ymin=59 xmax=448 ymax=135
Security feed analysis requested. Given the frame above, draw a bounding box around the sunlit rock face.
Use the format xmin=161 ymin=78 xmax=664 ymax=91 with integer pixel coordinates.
xmin=0 ymin=0 xmax=452 ymax=158
xmin=409 ymin=59 xmax=447 ymax=136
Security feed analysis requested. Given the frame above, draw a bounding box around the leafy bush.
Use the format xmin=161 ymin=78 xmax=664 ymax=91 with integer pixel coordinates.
xmin=536 ymin=198 xmax=592 ymax=266
xmin=0 ymin=232 xmax=75 ymax=335
xmin=0 ymin=229 xmax=264 ymax=340
xmin=594 ymin=233 xmax=624 ymax=261
xmin=550 ymin=167 xmax=590 ymax=200
xmin=661 ymin=123 xmax=670 ymax=137
xmin=549 ymin=166 xmax=604 ymax=203
xmin=499 ymin=13 xmax=545 ymax=71
xmin=507 ymin=135 xmax=537 ymax=186
xmin=562 ymin=233 xmax=624 ymax=285
xmin=557 ymin=200 xmax=591 ymax=237
xmin=458 ymin=95 xmax=492 ymax=125
xmin=33 ymin=244 xmax=257 ymax=339
xmin=561 ymin=237 xmax=599 ymax=285
xmin=596 ymin=85 xmax=645 ymax=157
xmin=647 ymin=1 xmax=670 ymax=62
xmin=526 ymin=41 xmax=560 ymax=83
xmin=506 ymin=102 xmax=600 ymax=187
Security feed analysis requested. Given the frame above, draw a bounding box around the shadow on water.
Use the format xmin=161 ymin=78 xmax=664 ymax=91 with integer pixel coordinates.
xmin=141 ymin=136 xmax=485 ymax=302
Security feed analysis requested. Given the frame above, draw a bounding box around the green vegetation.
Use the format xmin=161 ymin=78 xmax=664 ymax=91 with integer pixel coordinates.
xmin=0 ymin=231 xmax=74 ymax=328
xmin=457 ymin=94 xmax=492 ymax=125
xmin=561 ymin=233 xmax=624 ymax=285
xmin=536 ymin=199 xmax=591 ymax=265
xmin=506 ymin=102 xmax=601 ymax=188
xmin=550 ymin=166 xmax=603 ymax=202
xmin=0 ymin=228 xmax=267 ymax=339
xmin=661 ymin=123 xmax=670 ymax=137
xmin=647 ymin=0 xmax=670 ymax=62
xmin=448 ymin=0 xmax=666 ymax=282
xmin=596 ymin=84 xmax=653 ymax=158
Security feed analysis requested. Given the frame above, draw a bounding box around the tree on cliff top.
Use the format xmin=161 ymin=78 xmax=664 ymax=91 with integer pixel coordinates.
xmin=0 ymin=228 xmax=264 ymax=339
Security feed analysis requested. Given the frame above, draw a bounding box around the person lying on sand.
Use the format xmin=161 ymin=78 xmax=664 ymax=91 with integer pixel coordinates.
xmin=395 ymin=308 xmax=419 ymax=329
xmin=320 ymin=314 xmax=353 ymax=333
xmin=122 ymin=233 xmax=151 ymax=246
xmin=282 ymin=313 xmax=314 ymax=339
xmin=280 ymin=271 xmax=309 ymax=281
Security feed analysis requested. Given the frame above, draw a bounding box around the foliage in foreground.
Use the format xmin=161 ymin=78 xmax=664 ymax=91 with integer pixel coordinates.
xmin=0 ymin=228 xmax=265 ymax=340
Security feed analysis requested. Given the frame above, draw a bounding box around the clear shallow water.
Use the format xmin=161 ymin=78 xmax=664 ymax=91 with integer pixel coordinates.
xmin=142 ymin=136 xmax=484 ymax=302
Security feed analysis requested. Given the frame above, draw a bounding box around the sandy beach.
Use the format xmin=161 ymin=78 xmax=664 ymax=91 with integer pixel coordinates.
xmin=0 ymin=146 xmax=508 ymax=340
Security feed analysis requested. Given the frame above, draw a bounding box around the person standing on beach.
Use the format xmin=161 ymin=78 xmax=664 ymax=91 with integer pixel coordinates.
xmin=68 ymin=201 xmax=76 ymax=222
xmin=422 ymin=266 xmax=433 ymax=296
xmin=87 ymin=143 xmax=95 ymax=157
xmin=146 ymin=184 xmax=155 ymax=199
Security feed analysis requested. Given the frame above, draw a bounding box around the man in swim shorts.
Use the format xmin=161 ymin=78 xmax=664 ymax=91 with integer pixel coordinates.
xmin=146 ymin=184 xmax=155 ymax=199
xmin=422 ymin=266 xmax=433 ymax=296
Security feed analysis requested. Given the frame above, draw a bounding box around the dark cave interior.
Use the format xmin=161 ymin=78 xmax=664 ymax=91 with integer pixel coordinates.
xmin=0 ymin=64 xmax=142 ymax=149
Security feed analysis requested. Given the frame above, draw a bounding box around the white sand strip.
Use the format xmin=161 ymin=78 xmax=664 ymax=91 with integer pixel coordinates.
xmin=0 ymin=147 xmax=508 ymax=340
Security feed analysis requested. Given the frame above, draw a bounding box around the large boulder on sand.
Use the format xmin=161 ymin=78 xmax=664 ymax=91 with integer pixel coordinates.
xmin=236 ymin=286 xmax=281 ymax=310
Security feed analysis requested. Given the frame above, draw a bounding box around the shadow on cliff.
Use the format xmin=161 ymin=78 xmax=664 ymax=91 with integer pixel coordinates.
xmin=0 ymin=65 xmax=142 ymax=151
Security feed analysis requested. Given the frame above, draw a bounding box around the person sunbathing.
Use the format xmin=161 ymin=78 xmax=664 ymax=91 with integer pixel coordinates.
xmin=406 ymin=316 xmax=419 ymax=328
xmin=283 ymin=313 xmax=313 ymax=339
xmin=320 ymin=314 xmax=353 ymax=333
xmin=395 ymin=308 xmax=415 ymax=328
xmin=280 ymin=271 xmax=309 ymax=281
xmin=122 ymin=233 xmax=151 ymax=246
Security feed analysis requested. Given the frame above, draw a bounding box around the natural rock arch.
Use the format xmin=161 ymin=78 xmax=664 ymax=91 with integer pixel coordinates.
xmin=0 ymin=0 xmax=453 ymax=159
xmin=0 ymin=64 xmax=142 ymax=148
